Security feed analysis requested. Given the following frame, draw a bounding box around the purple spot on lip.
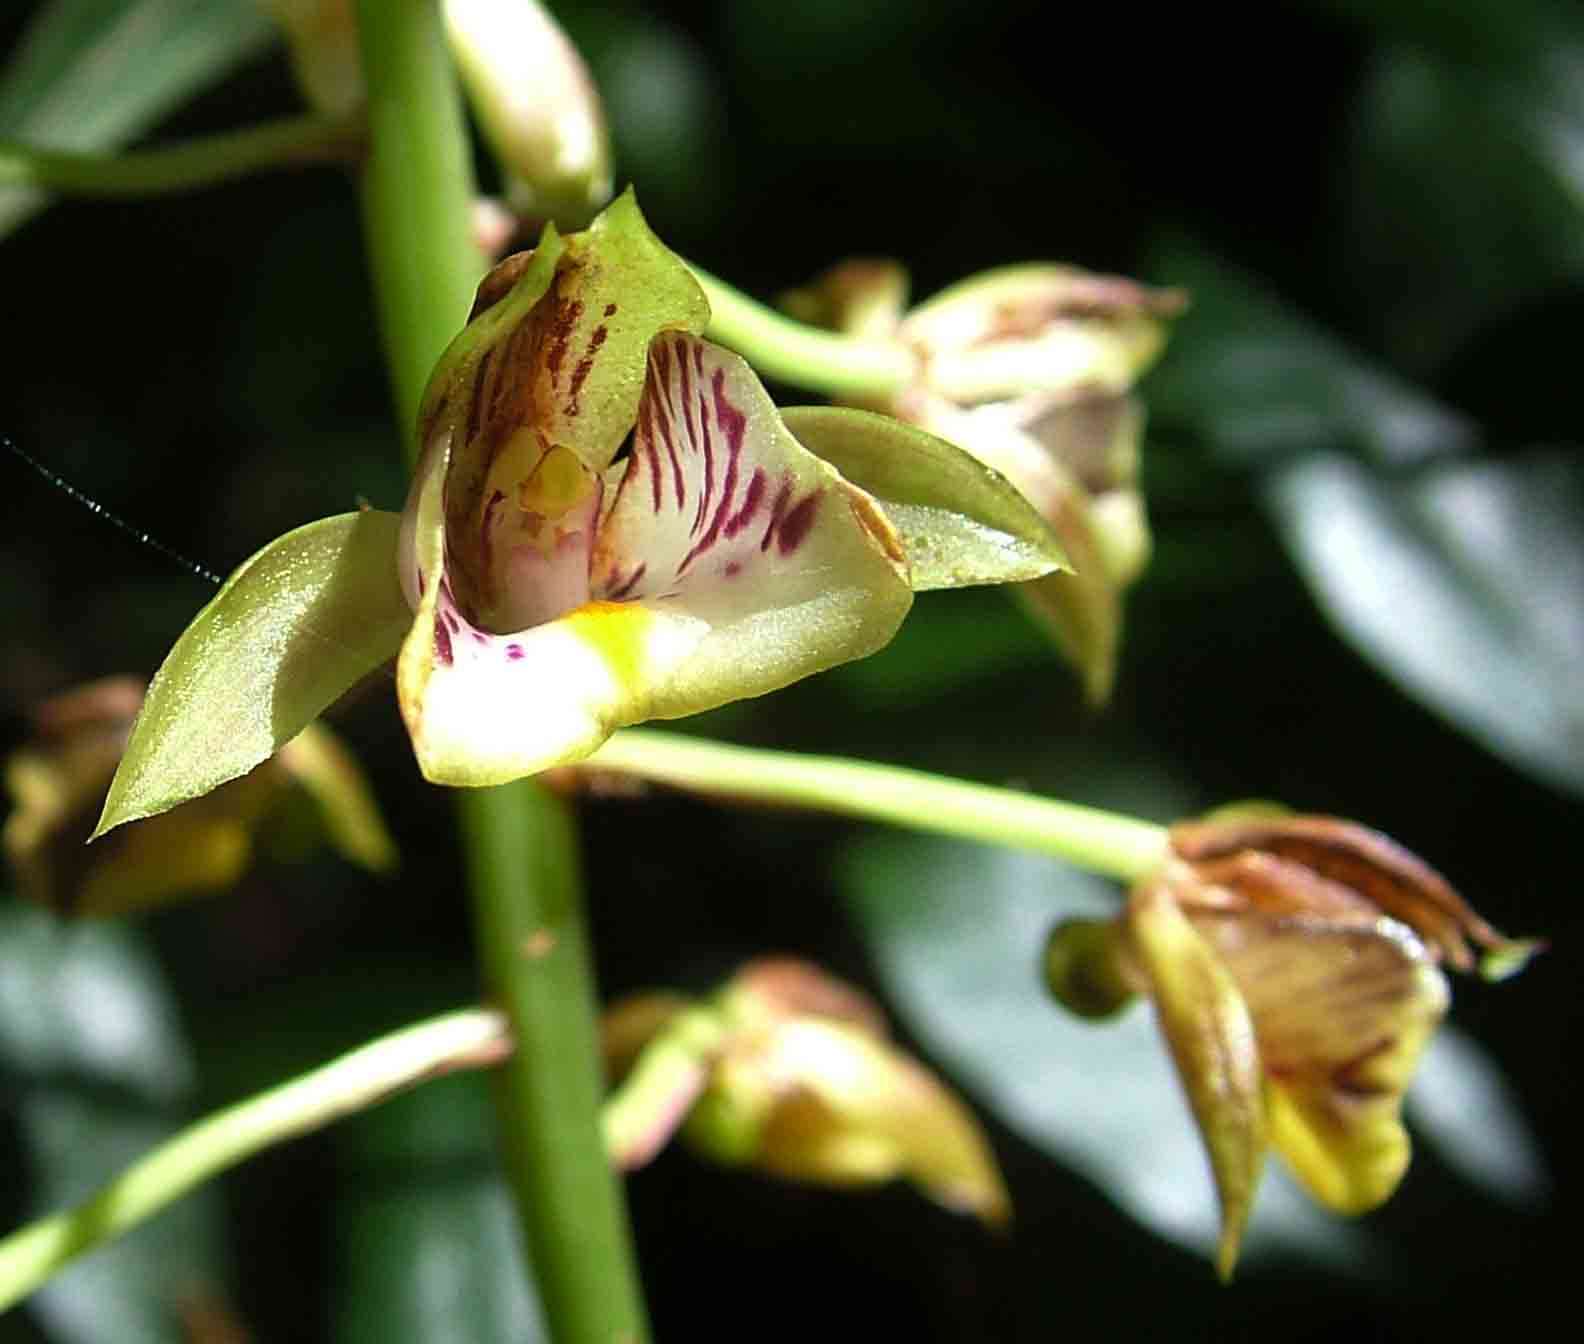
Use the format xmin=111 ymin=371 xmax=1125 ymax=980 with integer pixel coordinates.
xmin=434 ymin=619 xmax=454 ymax=665
xmin=505 ymin=642 xmax=525 ymax=661
xmin=724 ymin=560 xmax=742 ymax=577
xmin=777 ymin=492 xmax=821 ymax=555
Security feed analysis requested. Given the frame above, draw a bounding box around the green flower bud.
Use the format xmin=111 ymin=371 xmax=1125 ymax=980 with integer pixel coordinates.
xmin=443 ymin=0 xmax=613 ymax=226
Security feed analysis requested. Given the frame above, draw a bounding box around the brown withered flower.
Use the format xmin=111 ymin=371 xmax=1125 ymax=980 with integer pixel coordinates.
xmin=1044 ymin=811 xmax=1537 ymax=1278
xmin=4 ymin=676 xmax=394 ymax=917
xmin=601 ymin=957 xmax=1010 ymax=1226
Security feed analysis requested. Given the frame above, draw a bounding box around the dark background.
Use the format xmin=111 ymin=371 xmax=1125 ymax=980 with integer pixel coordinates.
xmin=0 ymin=1 xmax=1574 ymax=1340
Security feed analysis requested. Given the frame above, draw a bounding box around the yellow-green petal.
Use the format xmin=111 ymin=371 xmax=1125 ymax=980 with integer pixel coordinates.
xmin=779 ymin=405 xmax=1069 ymax=591
xmin=1127 ymin=880 xmax=1267 ymax=1280
xmin=95 ymin=510 xmax=410 ymax=838
xmin=1195 ymin=909 xmax=1450 ymax=1215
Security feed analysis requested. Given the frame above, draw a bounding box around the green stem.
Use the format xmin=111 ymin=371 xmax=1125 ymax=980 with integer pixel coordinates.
xmin=0 ymin=113 xmax=364 ymax=196
xmin=357 ymin=0 xmax=486 ymax=454
xmin=690 ymin=263 xmax=916 ymax=400
xmin=602 ymin=1006 xmax=724 ymax=1170
xmin=0 ymin=1008 xmax=509 ymax=1314
xmin=588 ymin=730 xmax=1170 ymax=883
xmin=356 ymin=4 xmax=649 ymax=1340
xmin=459 ymin=784 xmax=649 ymax=1341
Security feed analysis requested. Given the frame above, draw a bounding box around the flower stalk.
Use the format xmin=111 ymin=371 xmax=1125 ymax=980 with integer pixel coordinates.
xmin=0 ymin=113 xmax=364 ymax=196
xmin=584 ymin=729 xmax=1170 ymax=883
xmin=0 ymin=1008 xmax=510 ymax=1315
xmin=689 ymin=263 xmax=918 ymax=400
xmin=355 ymin=3 xmax=649 ymax=1340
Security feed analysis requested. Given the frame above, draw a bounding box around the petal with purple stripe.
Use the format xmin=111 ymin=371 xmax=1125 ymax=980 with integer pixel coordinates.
xmin=589 ymin=334 xmax=913 ymax=723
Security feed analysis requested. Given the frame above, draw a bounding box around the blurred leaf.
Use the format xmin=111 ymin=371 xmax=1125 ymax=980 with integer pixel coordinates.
xmin=0 ymin=902 xmax=190 ymax=1101
xmin=1265 ymin=450 xmax=1584 ymax=798
xmin=1407 ymin=1027 xmax=1549 ymax=1205
xmin=1146 ymin=241 xmax=1474 ymax=468
xmin=0 ymin=0 xmax=275 ymax=238
xmin=838 ymin=835 xmax=1369 ymax=1269
xmin=333 ymin=1074 xmax=546 ymax=1344
xmin=1345 ymin=42 xmax=1584 ymax=370
xmin=0 ymin=903 xmax=230 ymax=1343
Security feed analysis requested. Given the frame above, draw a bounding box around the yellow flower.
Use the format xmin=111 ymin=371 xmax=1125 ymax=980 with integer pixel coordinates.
xmin=1044 ymin=811 xmax=1537 ymax=1277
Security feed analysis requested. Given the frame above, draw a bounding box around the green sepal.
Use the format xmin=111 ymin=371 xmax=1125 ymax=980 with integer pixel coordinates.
xmin=419 ymin=188 xmax=709 ymax=477
xmin=95 ymin=510 xmax=410 ymax=839
xmin=780 ymin=405 xmax=1070 ymax=591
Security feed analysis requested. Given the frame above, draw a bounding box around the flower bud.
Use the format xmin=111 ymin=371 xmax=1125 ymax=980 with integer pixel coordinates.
xmin=602 ymin=958 xmax=1010 ymax=1225
xmin=443 ymin=0 xmax=613 ymax=226
xmin=791 ymin=258 xmax=1184 ymax=703
xmin=265 ymin=0 xmax=364 ymax=116
xmin=4 ymin=676 xmax=393 ymax=916
xmin=1042 ymin=916 xmax=1138 ymax=1020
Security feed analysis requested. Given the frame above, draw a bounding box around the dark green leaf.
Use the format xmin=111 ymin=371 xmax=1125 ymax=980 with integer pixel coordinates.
xmin=0 ymin=904 xmax=229 ymax=1343
xmin=0 ymin=0 xmax=275 ymax=238
xmin=1344 ymin=43 xmax=1584 ymax=370
xmin=333 ymin=1074 xmax=546 ymax=1344
xmin=1146 ymin=241 xmax=1473 ymax=468
xmin=1265 ymin=450 xmax=1584 ymax=798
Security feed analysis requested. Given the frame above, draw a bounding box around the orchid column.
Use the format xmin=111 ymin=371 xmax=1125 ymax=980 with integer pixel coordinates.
xmin=354 ymin=1 xmax=648 ymax=1339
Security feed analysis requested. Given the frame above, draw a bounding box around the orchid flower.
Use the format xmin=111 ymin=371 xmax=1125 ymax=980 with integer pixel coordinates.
xmin=94 ymin=193 xmax=1065 ymax=835
xmin=788 ymin=259 xmax=1185 ymax=703
xmin=602 ymin=958 xmax=1011 ymax=1225
xmin=1043 ymin=809 xmax=1538 ymax=1277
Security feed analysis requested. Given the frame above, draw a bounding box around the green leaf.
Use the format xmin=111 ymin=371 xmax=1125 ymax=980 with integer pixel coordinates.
xmin=1265 ymin=450 xmax=1584 ymax=798
xmin=97 ymin=510 xmax=411 ymax=837
xmin=780 ymin=406 xmax=1070 ymax=590
xmin=838 ymin=835 xmax=1369 ymax=1268
xmin=1146 ymin=241 xmax=1474 ymax=468
xmin=0 ymin=0 xmax=275 ymax=238
xmin=333 ymin=1074 xmax=546 ymax=1344
xmin=0 ymin=904 xmax=229 ymax=1343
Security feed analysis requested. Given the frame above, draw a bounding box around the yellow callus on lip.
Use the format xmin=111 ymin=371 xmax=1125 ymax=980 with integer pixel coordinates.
xmin=517 ymin=441 xmax=596 ymax=520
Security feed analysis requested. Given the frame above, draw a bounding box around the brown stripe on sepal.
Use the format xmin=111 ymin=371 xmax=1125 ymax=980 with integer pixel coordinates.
xmin=1170 ymin=815 xmax=1510 ymax=973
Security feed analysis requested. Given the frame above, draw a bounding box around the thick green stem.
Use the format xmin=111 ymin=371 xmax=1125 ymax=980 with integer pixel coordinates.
xmin=459 ymin=784 xmax=648 ymax=1341
xmin=690 ymin=263 xmax=916 ymax=400
xmin=357 ymin=0 xmax=486 ymax=451
xmin=588 ymin=730 xmax=1170 ymax=883
xmin=0 ymin=113 xmax=364 ymax=196
xmin=0 ymin=1008 xmax=508 ymax=1314
xmin=356 ymin=4 xmax=649 ymax=1340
